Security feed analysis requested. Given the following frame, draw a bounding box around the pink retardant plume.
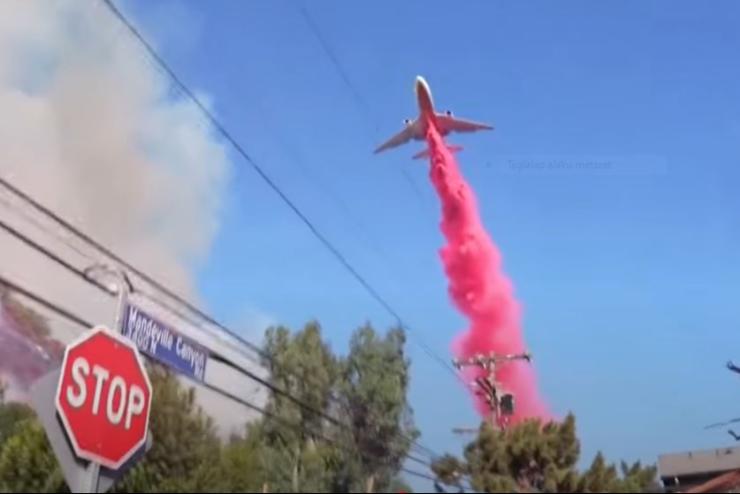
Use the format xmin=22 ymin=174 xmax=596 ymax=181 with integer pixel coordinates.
xmin=425 ymin=124 xmax=549 ymax=424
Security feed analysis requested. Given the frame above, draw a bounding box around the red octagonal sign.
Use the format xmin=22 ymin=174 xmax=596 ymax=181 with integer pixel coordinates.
xmin=55 ymin=326 xmax=153 ymax=470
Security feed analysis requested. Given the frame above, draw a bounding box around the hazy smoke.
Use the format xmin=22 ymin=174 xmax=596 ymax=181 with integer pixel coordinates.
xmin=0 ymin=0 xmax=228 ymax=290
xmin=0 ymin=0 xmax=264 ymax=437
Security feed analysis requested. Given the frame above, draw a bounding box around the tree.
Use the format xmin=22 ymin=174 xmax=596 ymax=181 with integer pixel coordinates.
xmin=336 ymin=324 xmax=420 ymax=493
xmin=259 ymin=321 xmax=340 ymax=493
xmin=432 ymin=414 xmax=657 ymax=493
xmin=112 ymin=366 xmax=221 ymax=493
xmin=263 ymin=321 xmax=339 ymax=440
xmin=0 ymin=420 xmax=65 ymax=493
xmin=431 ymin=454 xmax=467 ymax=491
xmin=460 ymin=416 xmax=580 ymax=492
xmin=0 ymin=365 xmax=223 ymax=493
xmin=210 ymin=429 xmax=266 ymax=493
xmin=0 ymin=399 xmax=35 ymax=451
xmin=0 ymin=378 xmax=35 ymax=457
xmin=0 ymin=316 xmax=422 ymax=493
xmin=615 ymin=461 xmax=660 ymax=493
xmin=256 ymin=321 xmax=420 ymax=493
xmin=576 ymin=456 xmax=659 ymax=493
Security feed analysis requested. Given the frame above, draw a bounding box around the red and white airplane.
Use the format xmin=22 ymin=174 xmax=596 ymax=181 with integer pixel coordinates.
xmin=374 ymin=76 xmax=493 ymax=159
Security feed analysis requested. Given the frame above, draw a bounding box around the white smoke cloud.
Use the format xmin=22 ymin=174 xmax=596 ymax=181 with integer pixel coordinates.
xmin=0 ymin=0 xmax=228 ymax=288
xmin=0 ymin=0 xmax=269 ymax=437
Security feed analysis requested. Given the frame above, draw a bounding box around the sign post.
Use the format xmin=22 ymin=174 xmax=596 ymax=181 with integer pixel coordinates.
xmin=85 ymin=463 xmax=100 ymax=494
xmin=55 ymin=326 xmax=152 ymax=492
xmin=31 ymin=265 xmax=153 ymax=493
xmin=30 ymin=370 xmax=153 ymax=494
xmin=76 ymin=264 xmax=133 ymax=492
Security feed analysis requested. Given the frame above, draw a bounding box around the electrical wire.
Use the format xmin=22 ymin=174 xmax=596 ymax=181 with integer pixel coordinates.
xmin=0 ymin=193 xmax=93 ymax=262
xmin=97 ymin=0 xmax=465 ymax=388
xmin=0 ymin=195 xmax=438 ymax=461
xmin=0 ymin=215 xmax=353 ymax=433
xmin=0 ymin=275 xmax=474 ymax=489
xmin=0 ymin=0 xmax=464 ymax=464
xmin=0 ymin=176 xmax=267 ymax=362
xmin=294 ymin=2 xmax=429 ymax=205
xmin=0 ymin=274 xmax=92 ymax=329
xmin=4 ymin=0 xmax=467 ymax=458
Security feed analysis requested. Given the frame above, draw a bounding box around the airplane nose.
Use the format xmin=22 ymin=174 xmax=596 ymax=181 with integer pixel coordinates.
xmin=415 ymin=76 xmax=426 ymax=92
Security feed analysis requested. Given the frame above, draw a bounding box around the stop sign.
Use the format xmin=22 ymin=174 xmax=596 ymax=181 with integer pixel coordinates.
xmin=55 ymin=326 xmax=153 ymax=470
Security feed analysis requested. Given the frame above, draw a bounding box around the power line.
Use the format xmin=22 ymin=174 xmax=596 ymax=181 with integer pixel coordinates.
xmin=0 ymin=0 xmax=458 ymax=463
xmin=0 ymin=275 xmax=464 ymax=489
xmin=0 ymin=176 xmax=266 ymax=362
xmin=0 ymin=215 xmax=114 ymax=296
xmin=292 ymin=2 xmax=461 ymax=379
xmin=0 ymin=190 xmax=438 ymax=461
xmin=108 ymin=0 xmax=472 ymax=457
xmin=97 ymin=0 xmax=464 ymax=388
xmin=243 ymin=98 xmax=402 ymax=284
xmin=295 ymin=4 xmax=375 ymax=128
xmin=0 ymin=193 xmax=92 ymax=263
xmin=0 ymin=274 xmax=92 ymax=329
xmin=2 ymin=0 xmax=478 ymax=481
xmin=0 ymin=214 xmax=353 ymax=436
xmin=294 ymin=2 xmax=428 ymax=204
xmin=0 ymin=184 xmax=262 ymax=368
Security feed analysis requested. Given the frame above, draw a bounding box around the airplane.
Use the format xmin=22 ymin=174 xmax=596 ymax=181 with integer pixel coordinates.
xmin=373 ymin=75 xmax=493 ymax=159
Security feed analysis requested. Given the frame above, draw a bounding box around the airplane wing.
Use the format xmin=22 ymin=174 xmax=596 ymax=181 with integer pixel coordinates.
xmin=374 ymin=126 xmax=414 ymax=154
xmin=435 ymin=114 xmax=493 ymax=134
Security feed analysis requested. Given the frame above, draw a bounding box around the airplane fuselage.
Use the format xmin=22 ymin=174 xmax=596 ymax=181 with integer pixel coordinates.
xmin=410 ymin=76 xmax=447 ymax=140
xmin=416 ymin=77 xmax=435 ymax=123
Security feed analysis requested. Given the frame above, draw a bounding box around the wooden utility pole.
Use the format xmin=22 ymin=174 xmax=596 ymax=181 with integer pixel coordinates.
xmin=452 ymin=352 xmax=532 ymax=430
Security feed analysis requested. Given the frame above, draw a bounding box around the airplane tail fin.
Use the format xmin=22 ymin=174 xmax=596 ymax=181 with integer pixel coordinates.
xmin=412 ymin=144 xmax=463 ymax=160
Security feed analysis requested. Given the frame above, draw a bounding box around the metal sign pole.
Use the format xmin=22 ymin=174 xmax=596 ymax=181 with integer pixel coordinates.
xmin=79 ymin=264 xmax=130 ymax=494
xmin=35 ymin=264 xmax=152 ymax=494
xmin=84 ymin=463 xmax=100 ymax=494
xmin=112 ymin=269 xmax=129 ymax=333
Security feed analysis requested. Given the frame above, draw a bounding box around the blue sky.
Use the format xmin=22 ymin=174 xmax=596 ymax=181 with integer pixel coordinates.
xmin=125 ymin=0 xmax=740 ymax=485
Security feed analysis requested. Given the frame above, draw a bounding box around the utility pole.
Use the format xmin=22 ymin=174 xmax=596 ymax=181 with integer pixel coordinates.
xmin=701 ymin=361 xmax=740 ymax=439
xmin=453 ymin=352 xmax=532 ymax=430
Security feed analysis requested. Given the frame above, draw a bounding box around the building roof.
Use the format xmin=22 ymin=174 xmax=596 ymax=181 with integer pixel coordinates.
xmin=686 ymin=468 xmax=740 ymax=493
xmin=659 ymin=446 xmax=740 ymax=479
